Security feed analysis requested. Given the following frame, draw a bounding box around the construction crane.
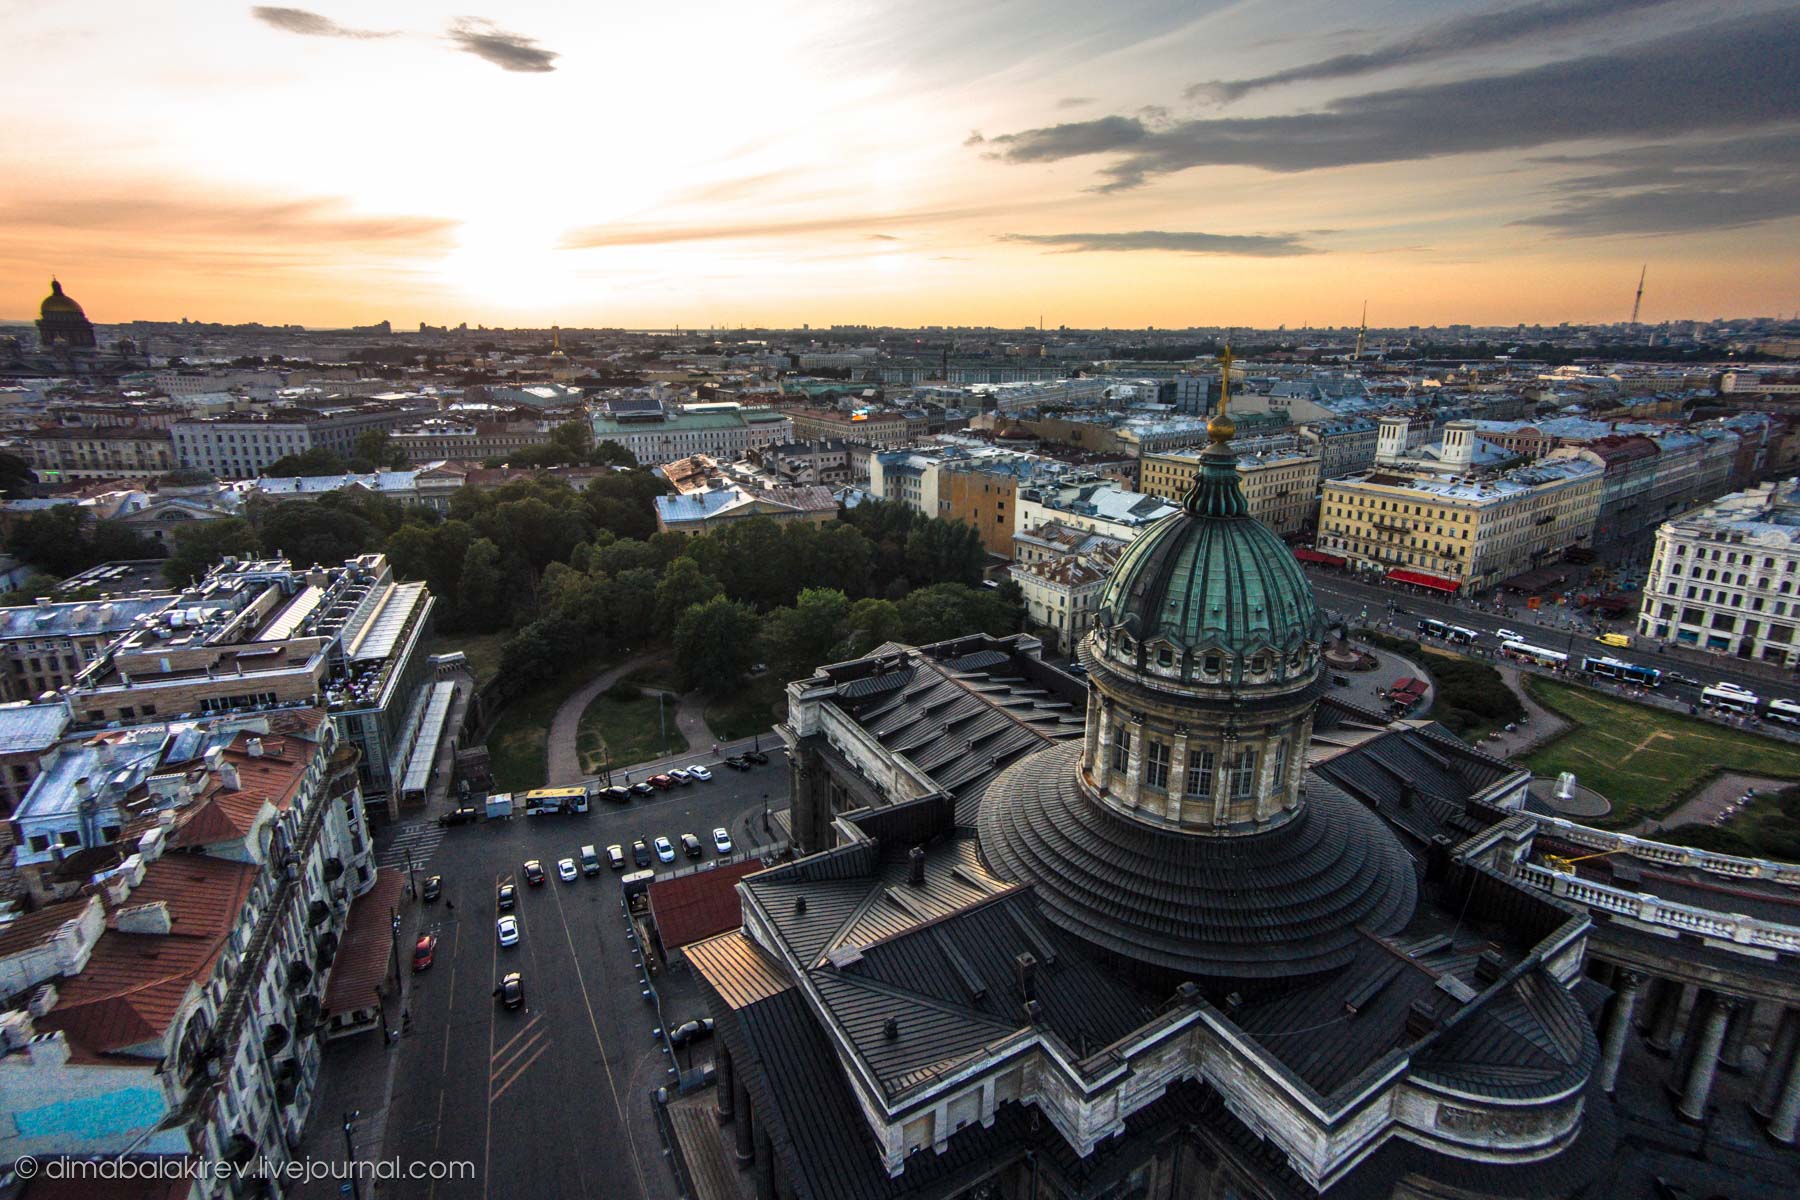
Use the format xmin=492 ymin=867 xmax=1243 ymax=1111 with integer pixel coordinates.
xmin=1630 ymin=265 xmax=1647 ymax=325
xmin=1543 ymin=847 xmax=1628 ymax=875
xmin=1354 ymin=301 xmax=1367 ymax=360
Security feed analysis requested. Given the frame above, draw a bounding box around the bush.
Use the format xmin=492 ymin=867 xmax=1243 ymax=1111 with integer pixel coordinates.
xmin=1354 ymin=628 xmax=1422 ymax=656
xmin=1427 ymin=656 xmax=1524 ymax=738
xmin=606 ymin=680 xmax=642 ymax=702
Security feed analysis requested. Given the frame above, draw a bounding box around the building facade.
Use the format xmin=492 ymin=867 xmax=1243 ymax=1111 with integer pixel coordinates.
xmin=1140 ymin=448 xmax=1320 ymax=536
xmin=171 ymin=405 xmax=421 ymax=478
xmin=17 ymin=427 xmax=177 ymax=482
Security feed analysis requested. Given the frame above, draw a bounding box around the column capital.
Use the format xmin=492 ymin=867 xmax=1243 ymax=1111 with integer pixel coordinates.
xmin=1615 ymin=968 xmax=1647 ymax=992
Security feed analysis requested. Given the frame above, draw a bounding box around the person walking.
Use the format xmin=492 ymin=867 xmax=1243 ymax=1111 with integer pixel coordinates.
xmin=445 ymin=898 xmax=455 ymax=912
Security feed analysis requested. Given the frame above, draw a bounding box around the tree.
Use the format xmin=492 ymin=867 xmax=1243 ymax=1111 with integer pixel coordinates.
xmin=673 ymin=596 xmax=759 ymax=694
xmin=0 ymin=452 xmax=37 ymax=499
xmin=352 ymin=429 xmax=406 ymax=471
xmin=653 ymin=557 xmax=722 ymax=635
xmin=549 ymin=421 xmax=593 ymax=461
xmin=165 ymin=518 xmax=257 ymax=585
xmin=845 ymin=598 xmax=904 ymax=656
xmin=590 ymin=441 xmax=637 ymax=468
xmin=760 ymin=588 xmax=850 ymax=681
xmin=458 ymin=538 xmax=509 ymax=632
xmin=251 ymin=500 xmax=379 ymax=569
xmin=263 ymin=447 xmax=351 ymax=477
xmin=896 ymin=583 xmax=1019 ymax=644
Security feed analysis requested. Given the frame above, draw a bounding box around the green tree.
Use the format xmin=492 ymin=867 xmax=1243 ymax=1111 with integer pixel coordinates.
xmin=459 ymin=538 xmax=509 ymax=631
xmin=760 ymin=588 xmax=850 ymax=681
xmin=164 ymin=518 xmax=257 ymax=585
xmin=590 ymin=441 xmax=637 ymax=468
xmin=352 ymin=429 xmax=404 ymax=471
xmin=250 ymin=499 xmax=377 ymax=568
xmin=896 ymin=582 xmax=1019 ymax=644
xmin=263 ymin=447 xmax=351 ymax=477
xmin=0 ymin=452 xmax=37 ymax=499
xmin=653 ymin=557 xmax=722 ymax=635
xmin=549 ymin=420 xmax=593 ymax=461
xmin=672 ymin=596 xmax=759 ymax=694
xmin=845 ymin=597 xmax=904 ymax=656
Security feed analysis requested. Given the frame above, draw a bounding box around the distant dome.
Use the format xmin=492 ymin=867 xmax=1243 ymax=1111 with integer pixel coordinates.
xmin=39 ymin=279 xmax=85 ymax=318
xmin=1092 ymin=444 xmax=1323 ymax=690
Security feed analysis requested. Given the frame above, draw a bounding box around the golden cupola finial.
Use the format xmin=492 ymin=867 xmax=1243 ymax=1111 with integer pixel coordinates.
xmin=1207 ymin=338 xmax=1237 ymax=447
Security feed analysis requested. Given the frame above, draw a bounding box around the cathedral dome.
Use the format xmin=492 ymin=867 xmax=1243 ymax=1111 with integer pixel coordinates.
xmin=39 ymin=279 xmax=85 ymax=318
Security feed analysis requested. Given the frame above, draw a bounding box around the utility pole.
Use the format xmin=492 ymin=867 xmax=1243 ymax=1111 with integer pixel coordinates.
xmin=1630 ymin=265 xmax=1646 ymax=325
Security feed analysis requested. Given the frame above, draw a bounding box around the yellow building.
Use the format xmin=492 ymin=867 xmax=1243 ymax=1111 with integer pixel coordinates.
xmin=1316 ymin=459 xmax=1603 ymax=592
xmin=1140 ymin=449 xmax=1321 ymax=537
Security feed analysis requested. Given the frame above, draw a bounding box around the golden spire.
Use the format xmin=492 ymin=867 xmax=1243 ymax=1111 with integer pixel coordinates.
xmin=1207 ymin=338 xmax=1237 ymax=446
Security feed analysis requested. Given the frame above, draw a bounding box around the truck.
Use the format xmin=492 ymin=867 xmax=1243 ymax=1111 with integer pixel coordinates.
xmin=485 ymin=792 xmax=514 ymax=821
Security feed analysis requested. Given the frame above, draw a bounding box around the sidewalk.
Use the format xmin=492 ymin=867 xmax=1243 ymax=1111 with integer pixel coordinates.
xmin=544 ymin=654 xmax=657 ymax=786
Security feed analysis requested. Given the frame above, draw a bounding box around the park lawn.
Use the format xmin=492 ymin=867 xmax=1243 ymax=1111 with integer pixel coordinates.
xmin=1522 ymin=676 xmax=1800 ymax=828
xmin=487 ymin=668 xmax=590 ymax=793
xmin=626 ymin=656 xmax=684 ymax=694
xmin=577 ymin=691 xmax=679 ymax=774
xmin=705 ymin=675 xmax=785 ymax=743
xmin=428 ymin=631 xmax=508 ymax=688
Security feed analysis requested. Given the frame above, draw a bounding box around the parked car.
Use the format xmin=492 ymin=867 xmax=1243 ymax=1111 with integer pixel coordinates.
xmin=712 ymin=827 xmax=734 ymax=855
xmin=630 ymin=781 xmax=656 ymax=796
xmin=438 ymin=807 xmax=480 ymax=827
xmin=497 ymin=972 xmax=524 ymax=1010
xmin=600 ymin=785 xmax=631 ymax=804
xmin=743 ymin=750 xmax=769 ymax=765
xmin=422 ymin=875 xmax=442 ymax=902
xmin=412 ymin=934 xmax=437 ymax=972
xmin=688 ymin=765 xmax=713 ymax=782
xmin=669 ymin=1017 xmax=715 ymax=1046
xmin=667 ymin=768 xmax=692 ymax=785
xmin=653 ymin=836 xmax=676 ymax=864
xmin=606 ymin=844 xmax=626 ymax=870
xmin=557 ymin=857 xmax=578 ymax=883
xmin=723 ymin=755 xmax=751 ymax=771
xmin=648 ymin=774 xmax=675 ymax=790
xmin=632 ymin=839 xmax=651 ymax=868
xmin=523 ymin=859 xmax=546 ymax=886
xmin=497 ymin=882 xmax=516 ymax=910
xmin=497 ymin=916 xmax=520 ymax=947
xmin=680 ymin=833 xmax=703 ymax=859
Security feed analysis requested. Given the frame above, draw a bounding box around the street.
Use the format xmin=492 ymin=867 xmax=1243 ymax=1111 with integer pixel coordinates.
xmin=333 ymin=755 xmax=786 ymax=1200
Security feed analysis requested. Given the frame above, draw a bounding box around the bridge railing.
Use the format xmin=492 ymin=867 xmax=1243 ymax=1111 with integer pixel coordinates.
xmin=1516 ymin=862 xmax=1800 ymax=953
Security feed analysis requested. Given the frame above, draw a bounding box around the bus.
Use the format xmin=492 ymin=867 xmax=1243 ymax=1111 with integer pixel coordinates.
xmin=1700 ymin=683 xmax=1761 ymax=715
xmin=1580 ymin=656 xmax=1661 ymax=687
xmin=524 ymin=786 xmax=590 ymax=816
xmin=1418 ymin=618 xmax=1481 ymax=645
xmin=1501 ymin=640 xmax=1568 ymax=669
xmin=1767 ymin=698 xmax=1800 ymax=726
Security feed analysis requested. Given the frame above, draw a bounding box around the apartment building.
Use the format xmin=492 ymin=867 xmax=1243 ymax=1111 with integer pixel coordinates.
xmin=1637 ymin=479 xmax=1800 ymax=665
xmin=1297 ymin=416 xmax=1379 ymax=478
xmin=1013 ymin=475 xmax=1179 ymax=544
xmin=939 ymin=458 xmax=1033 ymax=557
xmin=171 ymin=403 xmax=424 ymax=478
xmin=590 ymin=404 xmax=793 ymax=461
xmin=388 ymin=416 xmax=553 ymax=464
xmin=1139 ymin=448 xmax=1321 ymax=536
xmin=784 ymin=407 xmax=908 ymax=447
xmin=1008 ymin=523 xmax=1125 ymax=654
xmin=0 ymin=593 xmax=177 ymax=701
xmin=0 ymin=709 xmax=380 ymax=1182
xmin=16 ymin=427 xmax=177 ymax=482
xmin=653 ymin=485 xmax=838 ymax=535
xmin=1317 ymin=458 xmax=1602 ymax=592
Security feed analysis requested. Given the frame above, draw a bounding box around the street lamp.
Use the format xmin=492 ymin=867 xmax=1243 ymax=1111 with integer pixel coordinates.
xmin=761 ymin=791 xmax=770 ymax=834
xmin=342 ymin=1109 xmax=363 ymax=1200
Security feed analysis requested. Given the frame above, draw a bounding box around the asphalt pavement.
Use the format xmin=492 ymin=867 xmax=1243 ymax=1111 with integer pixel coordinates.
xmin=327 ymin=755 xmax=787 ymax=1200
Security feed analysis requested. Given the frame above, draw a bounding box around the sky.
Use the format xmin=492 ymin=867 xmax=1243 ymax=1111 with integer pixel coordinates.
xmin=2 ymin=0 xmax=1797 ymax=330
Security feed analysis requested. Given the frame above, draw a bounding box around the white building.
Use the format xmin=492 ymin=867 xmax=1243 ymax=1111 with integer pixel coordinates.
xmin=1009 ymin=527 xmax=1122 ymax=654
xmin=1637 ymin=478 xmax=1800 ymax=666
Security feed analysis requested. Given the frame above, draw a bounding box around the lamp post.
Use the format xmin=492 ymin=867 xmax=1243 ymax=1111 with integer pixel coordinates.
xmin=342 ymin=1109 xmax=363 ymax=1200
xmin=389 ymin=911 xmax=402 ymax=993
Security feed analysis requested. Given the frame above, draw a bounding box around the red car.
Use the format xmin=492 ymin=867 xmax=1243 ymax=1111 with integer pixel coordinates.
xmin=523 ymin=860 xmax=546 ymax=886
xmin=648 ymin=774 xmax=675 ymax=790
xmin=412 ymin=934 xmax=437 ymax=972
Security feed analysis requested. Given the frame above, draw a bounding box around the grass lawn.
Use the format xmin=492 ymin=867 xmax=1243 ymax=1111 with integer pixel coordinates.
xmin=1522 ymin=676 xmax=1800 ymax=828
xmin=486 ymin=668 xmax=593 ymax=793
xmin=576 ymin=690 xmax=679 ymax=774
xmin=428 ymin=631 xmax=508 ymax=688
xmin=626 ymin=657 xmax=684 ymax=694
xmin=705 ymin=675 xmax=785 ymax=743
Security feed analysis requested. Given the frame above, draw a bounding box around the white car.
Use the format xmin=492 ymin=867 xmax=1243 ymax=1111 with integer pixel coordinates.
xmin=688 ymin=764 xmax=712 ymax=782
xmin=557 ymin=857 xmax=578 ymax=883
xmin=497 ymin=916 xmax=520 ymax=947
xmin=653 ymin=836 xmax=676 ymax=864
xmin=667 ymin=768 xmax=692 ymax=784
xmin=712 ymin=827 xmax=733 ymax=855
xmin=1495 ymin=628 xmax=1520 ymax=642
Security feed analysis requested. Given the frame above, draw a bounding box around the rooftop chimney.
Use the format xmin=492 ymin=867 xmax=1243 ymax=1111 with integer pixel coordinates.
xmin=1402 ymin=999 xmax=1437 ymax=1042
xmin=219 ymin=761 xmax=241 ymax=792
xmin=907 ymin=846 xmax=925 ymax=887
xmin=246 ymin=738 xmax=264 ymax=758
xmin=116 ymin=900 xmax=172 ymax=936
xmin=1014 ymin=952 xmax=1038 ymax=1003
xmin=882 ymin=1016 xmax=899 ymax=1040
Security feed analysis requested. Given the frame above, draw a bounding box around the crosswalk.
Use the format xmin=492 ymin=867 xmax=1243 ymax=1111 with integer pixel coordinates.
xmin=377 ymin=821 xmax=445 ymax=871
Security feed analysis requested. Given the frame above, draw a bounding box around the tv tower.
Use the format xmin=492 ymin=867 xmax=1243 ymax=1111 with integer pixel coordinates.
xmin=1630 ymin=265 xmax=1646 ymax=325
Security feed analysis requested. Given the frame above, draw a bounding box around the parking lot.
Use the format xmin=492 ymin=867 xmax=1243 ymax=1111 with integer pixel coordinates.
xmin=355 ymin=755 xmax=784 ymax=1200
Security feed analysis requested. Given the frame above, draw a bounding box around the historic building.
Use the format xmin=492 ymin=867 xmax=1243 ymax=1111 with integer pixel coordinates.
xmin=680 ymin=359 xmax=1619 ymax=1200
xmin=34 ymin=280 xmax=96 ymax=351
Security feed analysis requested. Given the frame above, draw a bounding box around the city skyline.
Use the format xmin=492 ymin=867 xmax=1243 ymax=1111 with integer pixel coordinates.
xmin=4 ymin=0 xmax=1797 ymax=329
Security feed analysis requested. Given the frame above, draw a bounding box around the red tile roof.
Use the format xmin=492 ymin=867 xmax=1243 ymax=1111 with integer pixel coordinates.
xmin=38 ymin=855 xmax=256 ymax=1056
xmin=649 ymin=860 xmax=763 ymax=950
xmin=323 ymin=868 xmax=405 ymax=1015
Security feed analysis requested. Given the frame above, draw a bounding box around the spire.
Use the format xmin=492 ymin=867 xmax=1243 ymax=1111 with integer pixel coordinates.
xmin=1206 ymin=339 xmax=1237 ymax=447
xmin=1183 ymin=339 xmax=1248 ymax=518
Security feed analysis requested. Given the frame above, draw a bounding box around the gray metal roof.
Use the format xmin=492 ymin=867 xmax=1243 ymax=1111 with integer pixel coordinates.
xmin=0 ymin=703 xmax=69 ymax=755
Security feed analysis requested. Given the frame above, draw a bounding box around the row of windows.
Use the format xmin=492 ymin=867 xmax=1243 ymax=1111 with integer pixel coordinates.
xmin=1114 ymin=731 xmax=1288 ymax=797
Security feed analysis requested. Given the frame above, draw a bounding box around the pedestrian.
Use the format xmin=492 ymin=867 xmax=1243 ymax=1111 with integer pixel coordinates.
xmin=445 ymin=898 xmax=454 ymax=912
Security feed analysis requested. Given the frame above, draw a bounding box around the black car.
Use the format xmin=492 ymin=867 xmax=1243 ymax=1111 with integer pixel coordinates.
xmin=632 ymin=839 xmax=651 ymax=868
xmin=422 ymin=875 xmax=442 ymax=902
xmin=668 ymin=1017 xmax=715 ymax=1046
xmin=630 ymin=781 xmax=656 ymax=796
xmin=438 ymin=807 xmax=480 ymax=827
xmin=496 ymin=883 xmax=516 ymax=910
xmin=600 ymin=785 xmax=631 ymax=804
xmin=743 ymin=750 xmax=769 ymax=765
xmin=680 ymin=833 xmax=703 ymax=859
xmin=497 ymin=972 xmax=524 ymax=1010
xmin=723 ymin=755 xmax=751 ymax=771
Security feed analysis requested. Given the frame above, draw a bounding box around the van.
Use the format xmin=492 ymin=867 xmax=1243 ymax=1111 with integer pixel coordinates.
xmin=1594 ymin=632 xmax=1631 ymax=648
xmin=579 ymin=844 xmax=600 ymax=876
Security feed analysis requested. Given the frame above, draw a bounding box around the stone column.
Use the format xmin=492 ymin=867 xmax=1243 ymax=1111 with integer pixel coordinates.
xmin=1666 ymin=989 xmax=1715 ymax=1094
xmin=1753 ymin=1006 xmax=1800 ymax=1120
xmin=1768 ymin=1047 xmax=1800 ymax=1146
xmin=1645 ymin=981 xmax=1686 ymax=1056
xmin=1598 ymin=970 xmax=1644 ymax=1095
xmin=1122 ymin=716 xmax=1145 ymax=809
xmin=1168 ymin=737 xmax=1190 ymax=811
xmin=734 ymin=1079 xmax=755 ymax=1165
xmin=1636 ymin=976 xmax=1675 ymax=1035
xmin=754 ymin=1123 xmax=775 ymax=1200
xmin=1094 ymin=709 xmax=1114 ymax=792
xmin=1677 ymin=994 xmax=1736 ymax=1124
xmin=715 ymin=1045 xmax=735 ymax=1123
xmin=1719 ymin=999 xmax=1756 ymax=1075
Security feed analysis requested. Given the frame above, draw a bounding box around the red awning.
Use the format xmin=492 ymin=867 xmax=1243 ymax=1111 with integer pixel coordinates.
xmin=1386 ymin=568 xmax=1460 ymax=593
xmin=1293 ymin=547 xmax=1347 ymax=567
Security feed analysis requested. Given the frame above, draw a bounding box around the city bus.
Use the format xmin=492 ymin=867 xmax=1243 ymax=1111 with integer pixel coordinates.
xmin=1501 ymin=640 xmax=1568 ymax=669
xmin=1417 ymin=618 xmax=1481 ymax=645
xmin=1700 ymin=683 xmax=1761 ymax=715
xmin=1767 ymin=698 xmax=1800 ymax=726
xmin=1579 ymin=656 xmax=1662 ymax=688
xmin=524 ymin=786 xmax=590 ymax=816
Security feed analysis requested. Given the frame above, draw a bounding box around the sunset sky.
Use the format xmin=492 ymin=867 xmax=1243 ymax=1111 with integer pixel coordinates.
xmin=3 ymin=0 xmax=1796 ymax=330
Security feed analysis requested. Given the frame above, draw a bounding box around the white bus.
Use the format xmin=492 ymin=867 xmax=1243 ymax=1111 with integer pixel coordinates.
xmin=1767 ymin=698 xmax=1800 ymax=726
xmin=1501 ymin=640 xmax=1568 ymax=669
xmin=1700 ymin=682 xmax=1761 ymax=715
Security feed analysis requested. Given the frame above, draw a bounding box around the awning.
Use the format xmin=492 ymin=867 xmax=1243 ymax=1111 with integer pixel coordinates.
xmin=1386 ymin=568 xmax=1460 ymax=593
xmin=322 ymin=868 xmax=405 ymax=1018
xmin=1500 ymin=567 xmax=1568 ymax=593
xmin=1293 ymin=547 xmax=1347 ymax=567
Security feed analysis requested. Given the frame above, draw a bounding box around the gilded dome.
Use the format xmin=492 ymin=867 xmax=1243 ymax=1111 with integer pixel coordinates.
xmin=1091 ymin=444 xmax=1323 ymax=690
xmin=39 ymin=279 xmax=85 ymax=318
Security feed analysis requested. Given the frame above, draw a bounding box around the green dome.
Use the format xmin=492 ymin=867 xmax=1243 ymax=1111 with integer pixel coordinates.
xmin=1092 ymin=445 xmax=1323 ymax=689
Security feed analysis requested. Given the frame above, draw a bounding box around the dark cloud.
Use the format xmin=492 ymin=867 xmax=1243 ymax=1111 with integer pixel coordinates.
xmin=1056 ymin=96 xmax=1094 ymax=109
xmin=447 ymin=18 xmax=558 ymax=73
xmin=250 ymin=6 xmax=393 ymax=38
xmin=1186 ymin=0 xmax=1678 ymax=105
xmin=998 ymin=230 xmax=1320 ymax=257
xmin=986 ymin=15 xmax=1800 ymax=190
xmin=1516 ymin=129 xmax=1800 ymax=235
xmin=867 ymin=233 xmax=900 ymax=241
xmin=963 ymin=131 xmax=986 ymax=147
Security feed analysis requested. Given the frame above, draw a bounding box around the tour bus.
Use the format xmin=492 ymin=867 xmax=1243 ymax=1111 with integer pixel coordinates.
xmin=1501 ymin=640 xmax=1568 ymax=669
xmin=524 ymin=786 xmax=590 ymax=816
xmin=1580 ymin=656 xmax=1661 ymax=688
xmin=1700 ymin=682 xmax=1761 ymax=715
xmin=1417 ymin=618 xmax=1481 ymax=645
xmin=1767 ymin=698 xmax=1800 ymax=726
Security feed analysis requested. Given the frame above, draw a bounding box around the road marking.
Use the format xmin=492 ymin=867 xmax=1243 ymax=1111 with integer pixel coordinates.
xmin=482 ymin=869 xmax=501 ymax=1200
xmin=490 ymin=1027 xmax=550 ymax=1081
xmin=492 ymin=1012 xmax=543 ymax=1061
xmin=489 ymin=1039 xmax=552 ymax=1103
xmin=549 ymin=873 xmax=649 ymax=1198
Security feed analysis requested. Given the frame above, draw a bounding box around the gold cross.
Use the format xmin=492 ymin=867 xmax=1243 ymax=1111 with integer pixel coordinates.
xmin=1217 ymin=339 xmax=1234 ymax=417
